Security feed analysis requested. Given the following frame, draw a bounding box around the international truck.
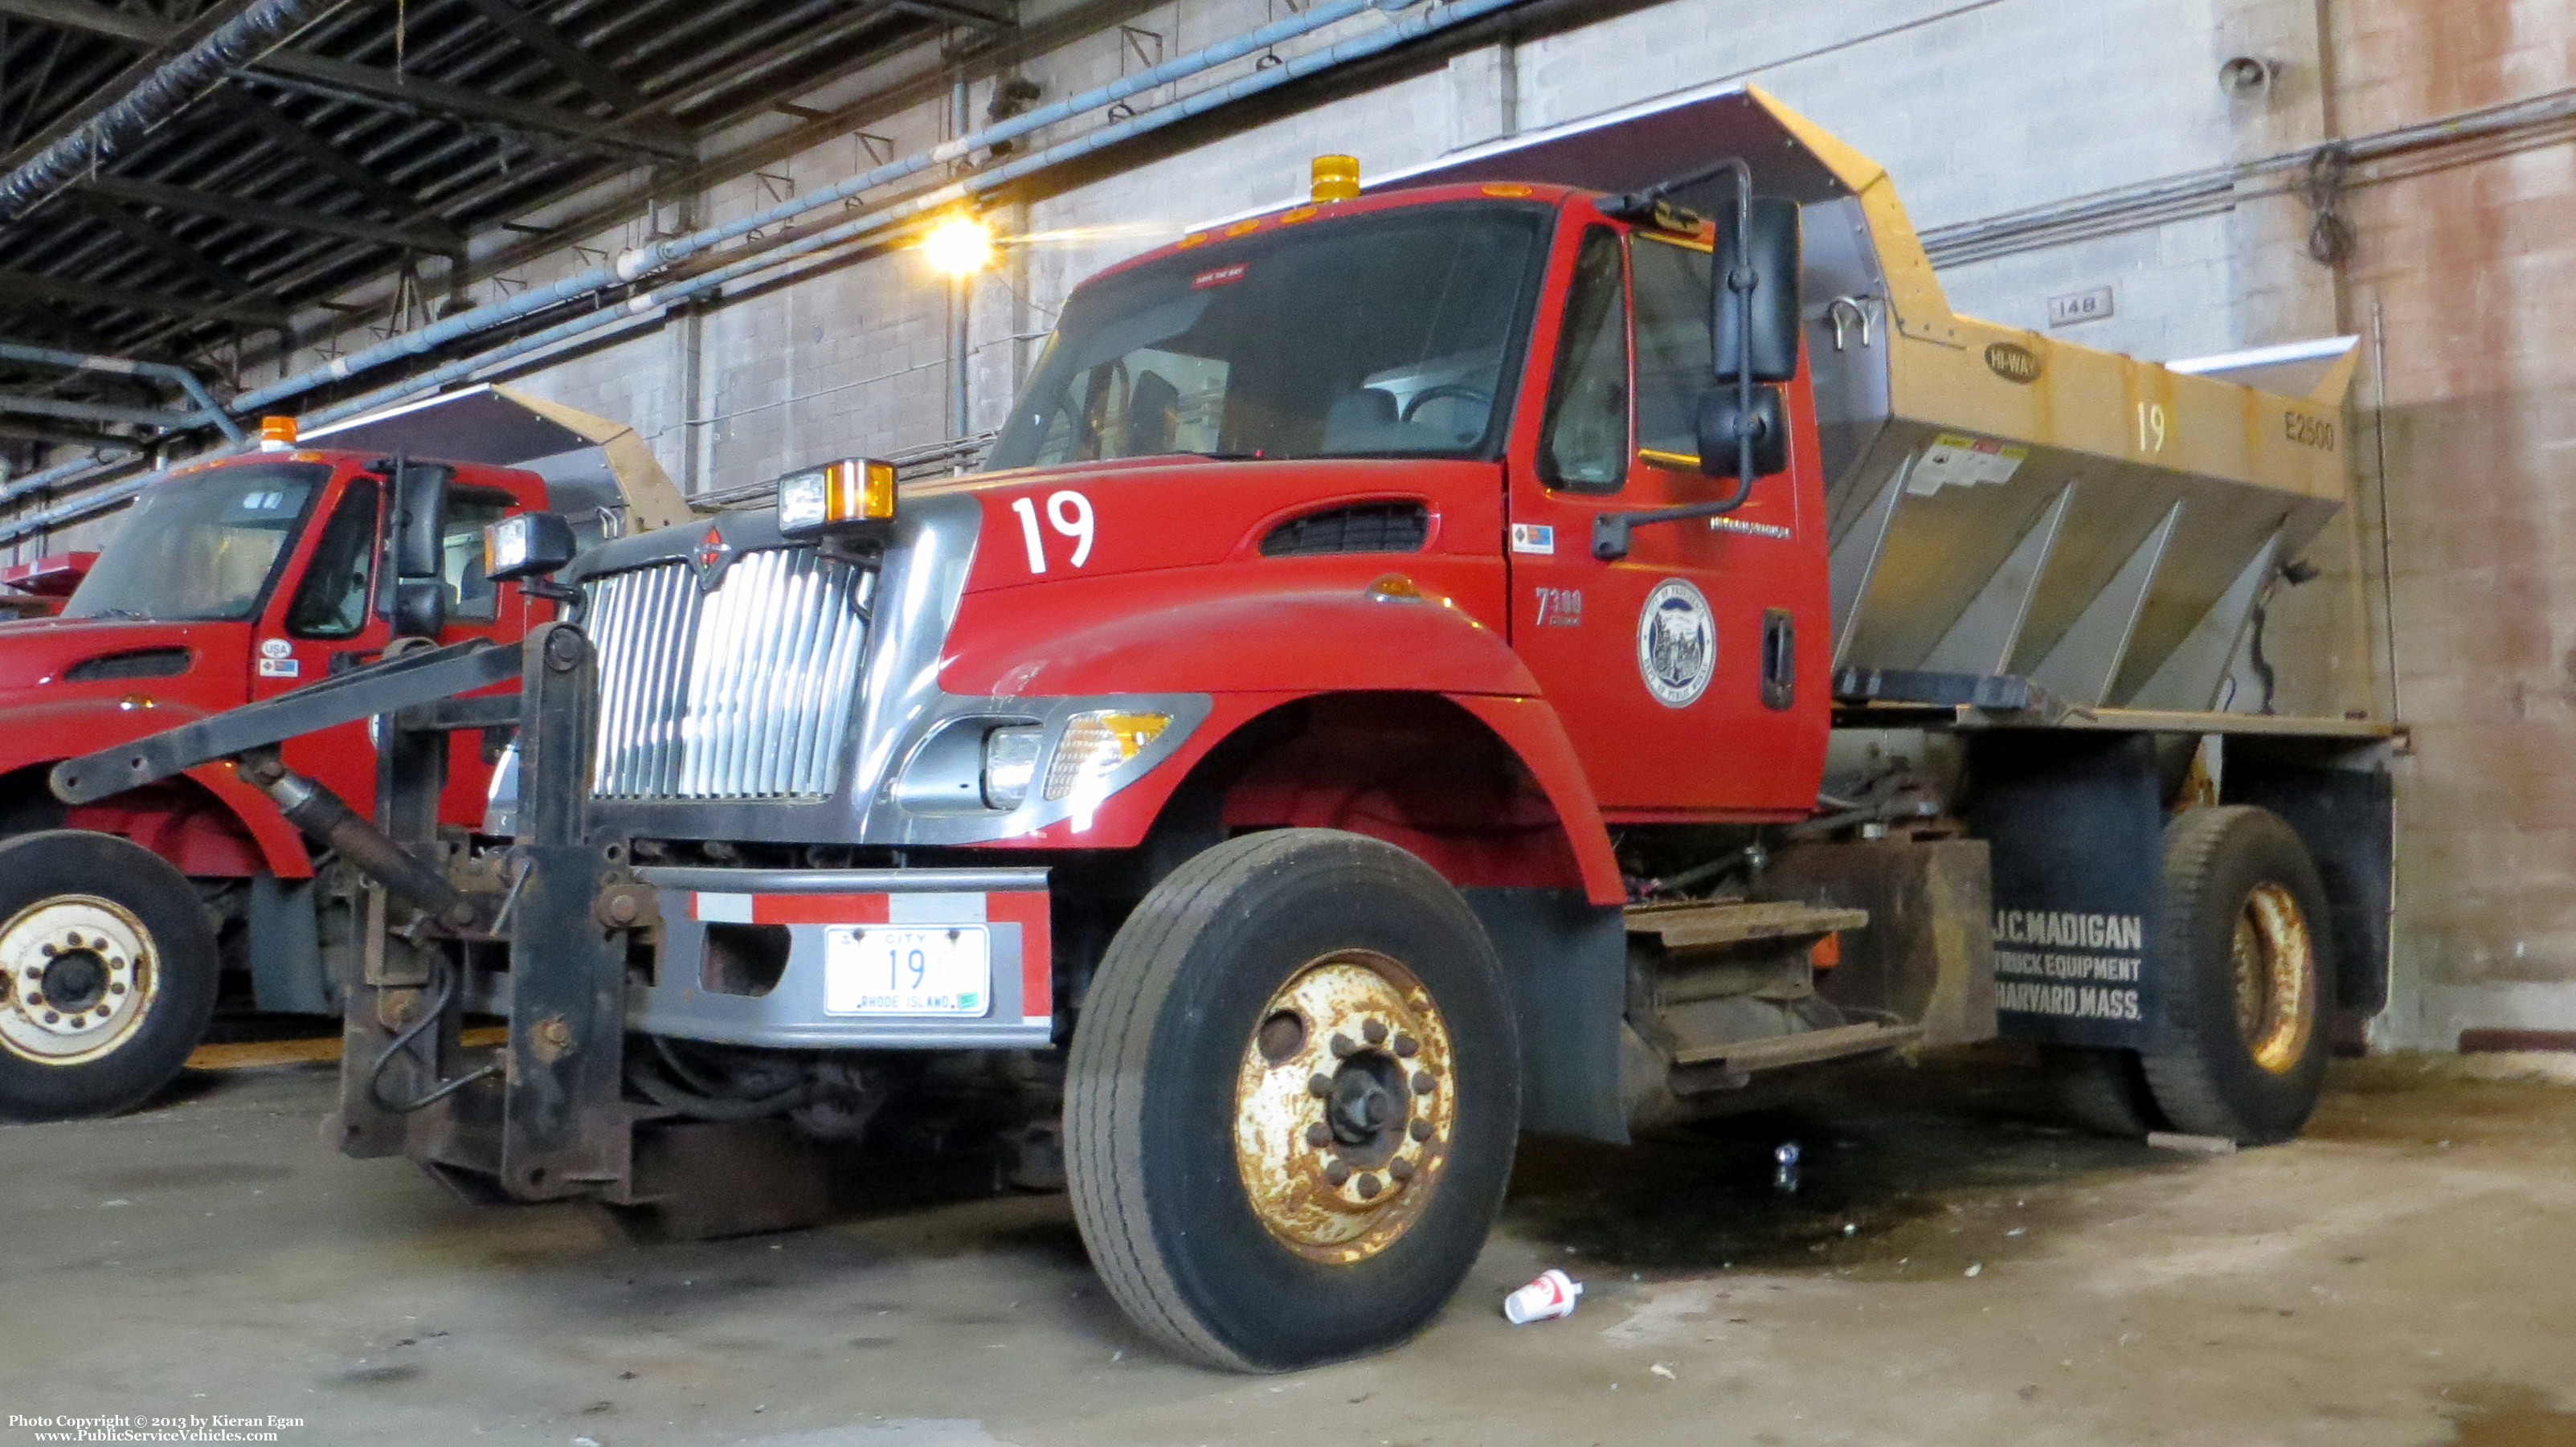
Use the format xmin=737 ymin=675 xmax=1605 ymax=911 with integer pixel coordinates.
xmin=55 ymin=84 xmax=2394 ymax=1371
xmin=0 ymin=388 xmax=685 ymax=1119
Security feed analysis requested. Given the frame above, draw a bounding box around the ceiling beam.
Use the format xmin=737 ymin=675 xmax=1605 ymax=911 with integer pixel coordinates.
xmin=452 ymin=0 xmax=651 ymax=112
xmin=70 ymin=194 xmax=272 ymax=298
xmin=0 ymin=0 xmax=264 ymax=173
xmin=0 ymin=391 xmax=194 ymax=427
xmin=211 ymin=86 xmax=426 ymax=221
xmin=80 ymin=174 xmax=463 ymax=253
xmin=889 ymin=0 xmax=1012 ymax=30
xmin=0 ymin=269 xmax=288 ymax=325
xmin=0 ymin=0 xmax=694 ymax=157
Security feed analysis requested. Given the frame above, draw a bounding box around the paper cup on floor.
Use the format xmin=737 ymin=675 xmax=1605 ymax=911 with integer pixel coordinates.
xmin=1503 ymin=1268 xmax=1583 ymax=1323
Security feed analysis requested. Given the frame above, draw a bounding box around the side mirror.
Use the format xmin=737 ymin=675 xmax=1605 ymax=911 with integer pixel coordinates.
xmin=378 ymin=456 xmax=454 ymax=640
xmin=1712 ymin=195 xmax=1802 ymax=383
xmin=1696 ymin=385 xmax=1789 ymax=479
xmin=483 ymin=511 xmax=578 ymax=582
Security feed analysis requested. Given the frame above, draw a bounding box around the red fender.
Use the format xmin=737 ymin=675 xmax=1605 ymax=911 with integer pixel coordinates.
xmin=3 ymin=697 xmax=313 ymax=879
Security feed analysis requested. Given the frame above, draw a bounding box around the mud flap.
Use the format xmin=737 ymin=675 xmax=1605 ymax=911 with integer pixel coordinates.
xmin=1462 ymin=887 xmax=1628 ymax=1143
xmin=1965 ymin=732 xmax=2164 ymax=1050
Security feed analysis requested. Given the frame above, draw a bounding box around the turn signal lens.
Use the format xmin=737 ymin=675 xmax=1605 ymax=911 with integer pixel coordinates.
xmin=981 ymin=725 xmax=1045 ymax=811
xmin=776 ymin=458 xmax=897 ymax=536
xmin=1042 ymin=711 xmax=1170 ymax=801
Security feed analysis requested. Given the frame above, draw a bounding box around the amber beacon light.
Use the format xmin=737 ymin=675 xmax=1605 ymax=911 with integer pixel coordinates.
xmin=1310 ymin=153 xmax=1360 ymax=202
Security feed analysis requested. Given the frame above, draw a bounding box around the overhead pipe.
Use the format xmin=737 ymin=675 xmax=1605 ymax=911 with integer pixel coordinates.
xmin=0 ymin=0 xmax=348 ymax=223
xmin=0 ymin=341 xmax=244 ymax=442
xmin=227 ymin=0 xmax=1397 ymax=416
xmin=2 ymin=0 xmax=1528 ymax=539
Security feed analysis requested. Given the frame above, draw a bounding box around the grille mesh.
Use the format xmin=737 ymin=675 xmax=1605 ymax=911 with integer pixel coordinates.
xmin=584 ymin=549 xmax=872 ymax=799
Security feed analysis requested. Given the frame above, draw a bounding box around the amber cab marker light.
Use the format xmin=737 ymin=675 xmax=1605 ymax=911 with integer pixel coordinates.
xmin=258 ymin=415 xmax=296 ymax=449
xmin=777 ymin=458 xmax=898 ymax=537
xmin=1311 ymin=154 xmax=1360 ymax=202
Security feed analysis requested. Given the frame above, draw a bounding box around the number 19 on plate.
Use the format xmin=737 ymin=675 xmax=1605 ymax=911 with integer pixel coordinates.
xmin=823 ymin=925 xmax=992 ymax=1016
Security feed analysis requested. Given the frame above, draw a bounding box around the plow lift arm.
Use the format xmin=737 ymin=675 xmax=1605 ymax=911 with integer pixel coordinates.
xmin=50 ymin=623 xmax=632 ymax=1203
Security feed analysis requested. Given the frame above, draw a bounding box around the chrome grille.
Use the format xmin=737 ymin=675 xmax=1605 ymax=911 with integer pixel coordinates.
xmin=585 ymin=548 xmax=873 ymax=799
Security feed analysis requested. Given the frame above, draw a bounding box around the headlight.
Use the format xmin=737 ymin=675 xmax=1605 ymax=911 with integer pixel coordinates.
xmin=981 ymin=725 xmax=1045 ymax=810
xmin=482 ymin=510 xmax=577 ymax=581
xmin=1043 ymin=711 xmax=1170 ymax=802
xmin=777 ymin=458 xmax=897 ymax=537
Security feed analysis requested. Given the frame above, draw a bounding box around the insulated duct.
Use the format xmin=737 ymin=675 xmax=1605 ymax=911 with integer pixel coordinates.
xmin=0 ymin=0 xmax=346 ymax=223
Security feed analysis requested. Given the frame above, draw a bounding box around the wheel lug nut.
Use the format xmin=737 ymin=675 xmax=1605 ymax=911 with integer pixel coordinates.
xmin=1306 ymin=1073 xmax=1332 ymax=1097
xmin=1362 ymin=1019 xmax=1387 ymax=1044
xmin=38 ymin=944 xmax=54 ymax=957
xmin=42 ymin=1012 xmax=58 ymax=1024
xmin=1329 ymin=1033 xmax=1357 ymax=1059
xmin=1394 ymin=1034 xmax=1419 ymax=1057
xmin=1305 ymin=1123 xmax=1331 ymax=1148
xmin=1323 ymin=1160 xmax=1351 ymax=1187
xmin=1411 ymin=1071 xmax=1435 ymax=1094
xmin=1388 ymin=1158 xmax=1416 ymax=1182
xmin=1355 ymin=1174 xmax=1381 ymax=1200
xmin=1409 ymin=1119 xmax=1433 ymax=1142
xmin=108 ymin=983 xmax=125 ymax=996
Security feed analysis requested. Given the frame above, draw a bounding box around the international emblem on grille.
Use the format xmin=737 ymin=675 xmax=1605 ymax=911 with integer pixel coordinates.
xmin=690 ymin=525 xmax=734 ymax=591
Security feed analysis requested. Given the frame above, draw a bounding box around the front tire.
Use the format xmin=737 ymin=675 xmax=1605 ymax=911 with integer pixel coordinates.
xmin=2138 ymin=807 xmax=2333 ymax=1144
xmin=1065 ymin=829 xmax=1519 ymax=1371
xmin=0 ymin=831 xmax=219 ymax=1121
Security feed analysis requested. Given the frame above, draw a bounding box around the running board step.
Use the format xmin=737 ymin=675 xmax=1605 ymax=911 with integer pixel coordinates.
xmin=1672 ymin=1021 xmax=1924 ymax=1072
xmin=1624 ymin=899 xmax=1869 ymax=951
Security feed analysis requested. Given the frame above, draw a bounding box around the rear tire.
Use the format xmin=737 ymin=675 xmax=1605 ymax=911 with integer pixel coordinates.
xmin=1065 ymin=829 xmax=1519 ymax=1371
xmin=2138 ymin=807 xmax=2333 ymax=1145
xmin=0 ymin=831 xmax=219 ymax=1121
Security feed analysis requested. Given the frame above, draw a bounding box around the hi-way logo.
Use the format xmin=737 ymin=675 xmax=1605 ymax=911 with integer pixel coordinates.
xmin=691 ymin=525 xmax=734 ymax=591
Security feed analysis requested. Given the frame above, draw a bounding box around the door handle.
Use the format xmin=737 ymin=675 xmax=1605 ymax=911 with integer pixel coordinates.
xmin=1761 ymin=609 xmax=1795 ymax=711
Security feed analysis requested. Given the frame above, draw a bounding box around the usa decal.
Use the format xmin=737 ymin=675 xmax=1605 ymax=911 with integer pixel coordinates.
xmin=1510 ymin=522 xmax=1555 ymax=555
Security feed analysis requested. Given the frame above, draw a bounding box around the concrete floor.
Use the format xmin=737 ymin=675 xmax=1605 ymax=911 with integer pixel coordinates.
xmin=3 ymin=1053 xmax=2573 ymax=1447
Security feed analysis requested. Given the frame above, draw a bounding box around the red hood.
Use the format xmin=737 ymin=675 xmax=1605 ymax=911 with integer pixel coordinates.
xmin=0 ymin=615 xmax=247 ymax=695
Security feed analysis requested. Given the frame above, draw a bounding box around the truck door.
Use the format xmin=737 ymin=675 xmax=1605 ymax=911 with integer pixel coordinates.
xmin=252 ymin=472 xmax=527 ymax=815
xmin=1504 ymin=221 xmax=1826 ymax=816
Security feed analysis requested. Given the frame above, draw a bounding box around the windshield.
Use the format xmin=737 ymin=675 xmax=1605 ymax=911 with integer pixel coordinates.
xmin=63 ymin=464 xmax=329 ymax=623
xmin=987 ymin=202 xmax=1550 ymax=470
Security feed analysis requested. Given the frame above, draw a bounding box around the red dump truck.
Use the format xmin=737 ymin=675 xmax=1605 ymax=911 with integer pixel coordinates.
xmin=57 ymin=84 xmax=2393 ymax=1370
xmin=0 ymin=389 xmax=685 ymax=1119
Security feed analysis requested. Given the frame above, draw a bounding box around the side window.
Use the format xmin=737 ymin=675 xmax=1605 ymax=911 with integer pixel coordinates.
xmin=440 ymin=489 xmax=511 ymax=623
xmin=284 ymin=480 xmax=379 ymax=639
xmin=1632 ymin=235 xmax=1717 ymax=464
xmin=1537 ymin=227 xmax=1629 ymax=493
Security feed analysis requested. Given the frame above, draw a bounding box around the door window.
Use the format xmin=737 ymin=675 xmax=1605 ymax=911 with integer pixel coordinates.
xmin=1537 ymin=227 xmax=1629 ymax=493
xmin=1631 ymin=234 xmax=1717 ymax=466
xmin=284 ymin=479 xmax=380 ymax=638
xmin=440 ymin=489 xmax=510 ymax=622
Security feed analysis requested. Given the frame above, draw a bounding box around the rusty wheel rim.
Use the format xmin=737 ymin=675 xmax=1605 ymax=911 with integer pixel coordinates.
xmin=2230 ymin=881 xmax=2315 ymax=1075
xmin=0 ymin=895 xmax=159 ymax=1067
xmin=1232 ymin=949 xmax=1458 ymax=1265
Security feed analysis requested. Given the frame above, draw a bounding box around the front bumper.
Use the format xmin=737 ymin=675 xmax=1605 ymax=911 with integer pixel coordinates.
xmin=629 ymin=865 xmax=1054 ymax=1050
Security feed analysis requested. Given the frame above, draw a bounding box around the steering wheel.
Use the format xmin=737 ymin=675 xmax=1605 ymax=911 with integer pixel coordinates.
xmin=1401 ymin=384 xmax=1492 ymax=425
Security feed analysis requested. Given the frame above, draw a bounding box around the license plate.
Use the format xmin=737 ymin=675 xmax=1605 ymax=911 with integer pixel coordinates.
xmin=823 ymin=925 xmax=992 ymax=1016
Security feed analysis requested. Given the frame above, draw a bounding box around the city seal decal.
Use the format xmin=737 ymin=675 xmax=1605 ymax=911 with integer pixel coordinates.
xmin=1636 ymin=578 xmax=1715 ymax=708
